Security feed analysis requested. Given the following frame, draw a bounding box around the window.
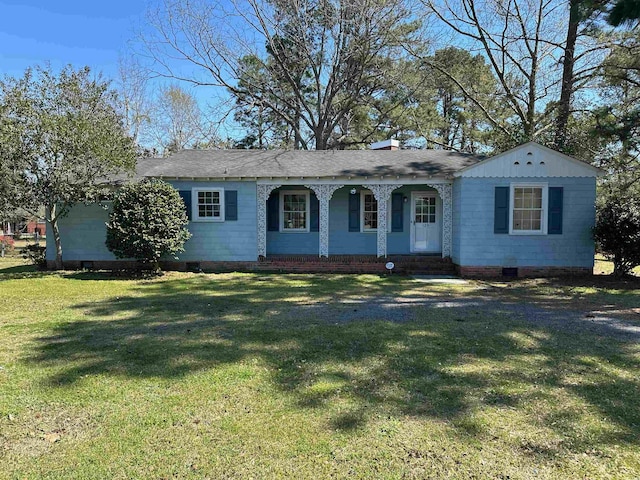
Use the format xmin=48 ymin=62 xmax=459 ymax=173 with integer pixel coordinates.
xmin=192 ymin=188 xmax=225 ymax=222
xmin=510 ymin=184 xmax=547 ymax=234
xmin=362 ymin=192 xmax=378 ymax=230
xmin=414 ymin=196 xmax=436 ymax=223
xmin=360 ymin=190 xmax=391 ymax=232
xmin=280 ymin=191 xmax=309 ymax=232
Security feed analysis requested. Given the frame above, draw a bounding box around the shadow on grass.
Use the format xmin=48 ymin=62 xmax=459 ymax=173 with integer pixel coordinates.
xmin=476 ymin=275 xmax=640 ymax=321
xmin=0 ymin=263 xmax=39 ymax=276
xmin=27 ymin=274 xmax=640 ymax=451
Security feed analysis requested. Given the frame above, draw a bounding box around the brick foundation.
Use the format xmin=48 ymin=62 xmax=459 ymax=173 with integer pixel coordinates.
xmin=47 ymin=258 xmax=591 ymax=278
xmin=47 ymin=255 xmax=455 ymax=275
xmin=457 ymin=265 xmax=592 ymax=278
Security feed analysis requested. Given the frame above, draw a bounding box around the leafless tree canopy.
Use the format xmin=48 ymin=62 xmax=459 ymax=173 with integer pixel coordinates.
xmin=139 ymin=0 xmax=426 ymax=149
xmin=422 ymin=0 xmax=607 ymax=145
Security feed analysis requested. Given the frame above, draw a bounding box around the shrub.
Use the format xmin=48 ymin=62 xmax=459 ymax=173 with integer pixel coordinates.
xmin=105 ymin=179 xmax=191 ymax=271
xmin=594 ymin=195 xmax=640 ymax=276
xmin=21 ymin=244 xmax=46 ymax=268
xmin=0 ymin=235 xmax=15 ymax=254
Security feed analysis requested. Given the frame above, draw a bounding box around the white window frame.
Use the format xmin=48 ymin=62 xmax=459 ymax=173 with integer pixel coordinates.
xmin=192 ymin=187 xmax=225 ymax=222
xmin=509 ymin=183 xmax=548 ymax=235
xmin=360 ymin=190 xmax=392 ymax=233
xmin=280 ymin=190 xmax=310 ymax=233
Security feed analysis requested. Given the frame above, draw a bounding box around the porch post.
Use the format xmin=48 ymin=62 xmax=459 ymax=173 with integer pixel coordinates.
xmin=363 ymin=184 xmax=403 ymax=258
xmin=257 ymin=184 xmax=281 ymax=258
xmin=425 ymin=183 xmax=453 ymax=258
xmin=305 ymin=184 xmax=344 ymax=257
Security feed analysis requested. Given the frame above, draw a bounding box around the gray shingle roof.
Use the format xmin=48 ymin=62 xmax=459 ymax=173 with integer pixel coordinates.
xmin=134 ymin=149 xmax=482 ymax=179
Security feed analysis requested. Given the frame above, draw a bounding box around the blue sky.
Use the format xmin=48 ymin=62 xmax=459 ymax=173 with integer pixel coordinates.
xmin=0 ymin=0 xmax=150 ymax=80
xmin=0 ymin=0 xmax=236 ymax=140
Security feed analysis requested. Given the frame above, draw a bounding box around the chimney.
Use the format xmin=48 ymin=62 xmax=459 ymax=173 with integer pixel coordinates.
xmin=369 ymin=139 xmax=400 ymax=151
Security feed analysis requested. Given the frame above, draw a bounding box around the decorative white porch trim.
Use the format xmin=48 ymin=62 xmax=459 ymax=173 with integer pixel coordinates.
xmin=363 ymin=184 xmax=403 ymax=258
xmin=257 ymin=184 xmax=281 ymax=257
xmin=424 ymin=183 xmax=452 ymax=258
xmin=305 ymin=184 xmax=344 ymax=257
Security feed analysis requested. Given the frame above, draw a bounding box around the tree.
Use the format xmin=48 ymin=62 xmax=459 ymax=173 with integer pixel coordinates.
xmin=589 ymin=30 xmax=640 ymax=190
xmin=422 ymin=0 xmax=608 ymax=151
xmin=607 ymin=0 xmax=640 ymax=25
xmin=150 ymin=84 xmax=214 ymax=155
xmin=116 ymin=54 xmax=152 ymax=148
xmin=0 ymin=65 xmax=137 ymax=269
xmin=424 ymin=48 xmax=499 ymax=152
xmin=594 ymin=194 xmax=640 ymax=276
xmin=140 ymin=0 xmax=425 ymax=149
xmin=105 ymin=179 xmax=191 ymax=271
xmin=233 ymin=55 xmax=297 ymax=149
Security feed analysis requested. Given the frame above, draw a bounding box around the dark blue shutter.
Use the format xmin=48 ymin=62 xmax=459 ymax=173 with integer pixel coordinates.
xmin=391 ymin=193 xmax=403 ymax=232
xmin=178 ymin=190 xmax=192 ymax=221
xmin=494 ymin=187 xmax=509 ymax=234
xmin=548 ymin=187 xmax=563 ymax=234
xmin=348 ymin=191 xmax=360 ymax=232
xmin=225 ymin=190 xmax=238 ymax=221
xmin=267 ymin=192 xmax=279 ymax=231
xmin=310 ymin=193 xmax=319 ymax=232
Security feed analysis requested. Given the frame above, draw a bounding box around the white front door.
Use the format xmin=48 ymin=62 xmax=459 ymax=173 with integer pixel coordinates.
xmin=411 ymin=192 xmax=441 ymax=253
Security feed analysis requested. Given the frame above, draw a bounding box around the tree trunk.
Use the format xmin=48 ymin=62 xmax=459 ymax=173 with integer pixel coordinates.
xmin=613 ymin=258 xmax=630 ymax=277
xmin=314 ymin=125 xmax=328 ymax=150
xmin=47 ymin=204 xmax=63 ymax=270
xmin=555 ymin=0 xmax=580 ymax=150
xmin=51 ymin=218 xmax=63 ymax=270
xmin=294 ymin=109 xmax=302 ymax=150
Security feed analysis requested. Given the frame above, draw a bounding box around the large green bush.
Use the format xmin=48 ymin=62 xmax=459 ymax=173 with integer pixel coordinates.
xmin=594 ymin=195 xmax=640 ymax=276
xmin=106 ymin=179 xmax=191 ymax=271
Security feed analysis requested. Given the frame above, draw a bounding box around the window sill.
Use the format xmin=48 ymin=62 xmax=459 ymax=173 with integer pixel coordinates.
xmin=192 ymin=217 xmax=225 ymax=223
xmin=509 ymin=231 xmax=546 ymax=236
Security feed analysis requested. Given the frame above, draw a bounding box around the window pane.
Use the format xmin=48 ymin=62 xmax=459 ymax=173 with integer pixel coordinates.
xmin=513 ymin=187 xmax=544 ymax=231
xmin=364 ymin=212 xmax=377 ymax=229
xmin=513 ymin=210 xmax=524 ymax=229
xmin=533 ymin=188 xmax=542 ymax=208
xmin=284 ymin=212 xmax=306 ymax=229
xmin=283 ymin=194 xmax=307 ymax=229
xmin=363 ymin=193 xmax=378 ymax=230
xmin=514 ymin=197 xmax=523 ymax=208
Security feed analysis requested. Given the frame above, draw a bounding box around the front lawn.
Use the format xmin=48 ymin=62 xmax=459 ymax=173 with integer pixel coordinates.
xmin=1 ymin=259 xmax=639 ymax=479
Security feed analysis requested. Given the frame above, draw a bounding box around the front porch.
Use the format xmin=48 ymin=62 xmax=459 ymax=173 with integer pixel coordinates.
xmin=257 ymin=182 xmax=453 ymax=259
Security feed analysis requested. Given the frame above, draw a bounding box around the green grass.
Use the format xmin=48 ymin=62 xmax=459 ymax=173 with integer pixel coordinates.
xmin=1 ymin=258 xmax=639 ymax=479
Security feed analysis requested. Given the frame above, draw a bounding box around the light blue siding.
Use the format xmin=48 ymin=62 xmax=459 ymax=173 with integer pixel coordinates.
xmin=46 ymin=203 xmax=116 ymax=261
xmin=452 ymin=179 xmax=463 ymax=264
xmin=456 ymin=177 xmax=596 ymax=267
xmin=170 ymin=181 xmax=257 ymax=261
xmin=267 ymin=186 xmax=440 ymax=255
xmin=47 ymin=181 xmax=258 ymax=262
xmin=48 ymin=175 xmax=595 ymax=266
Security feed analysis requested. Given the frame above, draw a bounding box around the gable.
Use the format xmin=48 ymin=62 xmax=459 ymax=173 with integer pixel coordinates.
xmin=454 ymin=142 xmax=602 ymax=178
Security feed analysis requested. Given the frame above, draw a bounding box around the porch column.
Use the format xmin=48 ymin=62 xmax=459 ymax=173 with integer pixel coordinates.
xmin=257 ymin=184 xmax=281 ymax=258
xmin=305 ymin=184 xmax=344 ymax=257
xmin=363 ymin=184 xmax=403 ymax=258
xmin=425 ymin=183 xmax=453 ymax=258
